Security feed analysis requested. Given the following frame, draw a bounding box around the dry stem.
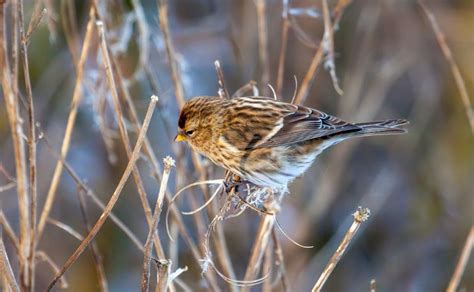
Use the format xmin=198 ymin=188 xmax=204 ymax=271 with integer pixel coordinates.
xmin=155 ymin=259 xmax=170 ymax=292
xmin=446 ymin=226 xmax=473 ymax=292
xmin=241 ymin=213 xmax=275 ymax=292
xmin=293 ymin=0 xmax=352 ymax=104
xmin=255 ymin=0 xmax=270 ymax=95
xmin=37 ymin=6 xmax=96 ymax=241
xmin=0 ymin=230 xmax=19 ymax=292
xmin=141 ymin=157 xmax=175 ymax=292
xmin=96 ymin=20 xmax=165 ymax=259
xmin=214 ymin=60 xmax=230 ymax=98
xmin=46 ymin=95 xmax=158 ymax=291
xmin=275 ymin=0 xmax=289 ymax=98
xmin=1 ymin=1 xmax=30 ymax=289
xmin=417 ymin=0 xmax=474 ymax=134
xmin=311 ymin=207 xmax=370 ymax=292
xmin=158 ymin=0 xmax=186 ymax=107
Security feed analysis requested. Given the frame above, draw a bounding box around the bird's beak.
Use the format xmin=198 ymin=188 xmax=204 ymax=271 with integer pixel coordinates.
xmin=175 ymin=133 xmax=186 ymax=142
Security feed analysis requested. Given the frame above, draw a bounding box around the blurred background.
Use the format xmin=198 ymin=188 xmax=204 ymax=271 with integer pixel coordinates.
xmin=1 ymin=0 xmax=473 ymax=291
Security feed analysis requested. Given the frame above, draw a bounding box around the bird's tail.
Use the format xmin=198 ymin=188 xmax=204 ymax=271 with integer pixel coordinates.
xmin=353 ymin=119 xmax=409 ymax=136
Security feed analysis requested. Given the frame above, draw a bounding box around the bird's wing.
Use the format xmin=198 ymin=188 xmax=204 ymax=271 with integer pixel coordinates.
xmin=254 ymin=103 xmax=362 ymax=148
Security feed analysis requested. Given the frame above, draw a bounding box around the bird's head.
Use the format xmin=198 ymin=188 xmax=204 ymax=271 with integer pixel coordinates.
xmin=175 ymin=96 xmax=224 ymax=153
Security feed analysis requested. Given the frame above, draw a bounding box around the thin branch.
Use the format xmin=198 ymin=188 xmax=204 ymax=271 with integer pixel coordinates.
xmin=417 ymin=0 xmax=474 ymax=134
xmin=158 ymin=0 xmax=186 ymax=107
xmin=46 ymin=95 xmax=158 ymax=291
xmin=293 ymin=0 xmax=352 ymax=104
xmin=19 ymin=0 xmax=39 ymax=288
xmin=321 ymin=0 xmax=343 ymax=95
xmin=271 ymin=229 xmax=289 ymax=292
xmin=155 ymin=259 xmax=170 ymax=292
xmin=36 ymin=251 xmax=68 ymax=289
xmin=255 ymin=0 xmax=270 ymax=95
xmin=47 ymin=218 xmax=84 ymax=241
xmin=276 ymin=0 xmax=290 ymax=98
xmin=0 ymin=212 xmax=20 ymax=253
xmin=1 ymin=1 xmax=30 ymax=289
xmin=0 ymin=231 xmax=19 ymax=292
xmin=141 ymin=157 xmax=175 ymax=292
xmin=76 ymin=188 xmax=109 ymax=292
xmin=214 ymin=60 xmax=230 ymax=99
xmin=37 ymin=7 xmax=96 ymax=241
xmin=96 ymin=19 xmax=165 ymax=259
xmin=311 ymin=207 xmax=371 ymax=292
xmin=242 ymin=212 xmax=275 ymax=292
xmin=446 ymin=226 xmax=473 ymax=292
xmin=0 ymin=182 xmax=15 ymax=193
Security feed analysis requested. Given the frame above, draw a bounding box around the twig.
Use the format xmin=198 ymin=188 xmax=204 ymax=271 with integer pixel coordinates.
xmin=155 ymin=259 xmax=170 ymax=292
xmin=0 ymin=212 xmax=20 ymax=252
xmin=37 ymin=7 xmax=96 ymax=241
xmin=232 ymin=80 xmax=259 ymax=98
xmin=262 ymin=238 xmax=273 ymax=292
xmin=47 ymin=218 xmax=84 ymax=241
xmin=417 ymin=0 xmax=474 ymax=134
xmin=40 ymin=134 xmax=145 ymax=252
xmin=321 ymin=0 xmax=343 ymax=95
xmin=76 ymin=188 xmax=109 ymax=292
xmin=446 ymin=226 xmax=473 ymax=292
xmin=25 ymin=5 xmax=47 ymax=43
xmin=96 ymin=19 xmax=165 ymax=259
xmin=214 ymin=60 xmax=230 ymax=99
xmin=158 ymin=0 xmax=186 ymax=107
xmin=0 ymin=182 xmax=15 ymax=193
xmin=108 ymin=39 xmax=221 ymax=291
xmin=1 ymin=1 xmax=31 ymax=289
xmin=46 ymin=95 xmax=158 ymax=291
xmin=271 ymin=229 xmax=288 ymax=292
xmin=276 ymin=0 xmax=289 ymax=98
xmin=141 ymin=157 xmax=175 ymax=292
xmin=36 ymin=251 xmax=68 ymax=289
xmin=311 ymin=207 xmax=371 ymax=292
xmin=0 ymin=230 xmax=19 ymax=292
xmin=293 ymin=0 xmax=352 ymax=104
xmin=19 ymin=0 xmax=39 ymax=288
xmin=255 ymin=0 xmax=269 ymax=95
xmin=242 ymin=212 xmax=275 ymax=291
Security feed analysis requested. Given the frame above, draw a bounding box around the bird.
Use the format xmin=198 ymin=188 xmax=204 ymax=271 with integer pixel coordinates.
xmin=175 ymin=96 xmax=408 ymax=190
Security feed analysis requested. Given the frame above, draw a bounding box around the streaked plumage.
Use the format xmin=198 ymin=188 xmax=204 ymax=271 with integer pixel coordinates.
xmin=175 ymin=96 xmax=408 ymax=189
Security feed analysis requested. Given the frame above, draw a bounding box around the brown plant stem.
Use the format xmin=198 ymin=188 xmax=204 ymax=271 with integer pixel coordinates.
xmin=446 ymin=226 xmax=473 ymax=292
xmin=18 ymin=0 xmax=39 ymax=288
xmin=0 ymin=212 xmax=20 ymax=252
xmin=276 ymin=0 xmax=289 ymax=98
xmin=242 ymin=213 xmax=275 ymax=292
xmin=141 ymin=157 xmax=174 ymax=292
xmin=37 ymin=6 xmax=96 ymax=241
xmin=417 ymin=0 xmax=474 ymax=134
xmin=1 ymin=1 xmax=30 ymax=289
xmin=96 ymin=20 xmax=165 ymax=259
xmin=76 ymin=189 xmax=109 ymax=292
xmin=255 ymin=0 xmax=270 ymax=95
xmin=0 ymin=230 xmax=19 ymax=292
xmin=293 ymin=0 xmax=352 ymax=104
xmin=215 ymin=60 xmax=230 ymax=99
xmin=311 ymin=207 xmax=370 ymax=292
xmin=155 ymin=259 xmax=170 ymax=292
xmin=158 ymin=0 xmax=185 ymax=108
xmin=46 ymin=95 xmax=158 ymax=291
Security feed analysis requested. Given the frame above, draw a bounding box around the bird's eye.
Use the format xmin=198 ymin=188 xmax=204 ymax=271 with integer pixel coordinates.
xmin=185 ymin=130 xmax=195 ymax=136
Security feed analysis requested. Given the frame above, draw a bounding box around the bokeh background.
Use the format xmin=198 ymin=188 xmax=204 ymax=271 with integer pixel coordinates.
xmin=1 ymin=0 xmax=473 ymax=291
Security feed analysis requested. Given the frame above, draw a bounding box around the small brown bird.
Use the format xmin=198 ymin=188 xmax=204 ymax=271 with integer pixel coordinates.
xmin=175 ymin=96 xmax=408 ymax=190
